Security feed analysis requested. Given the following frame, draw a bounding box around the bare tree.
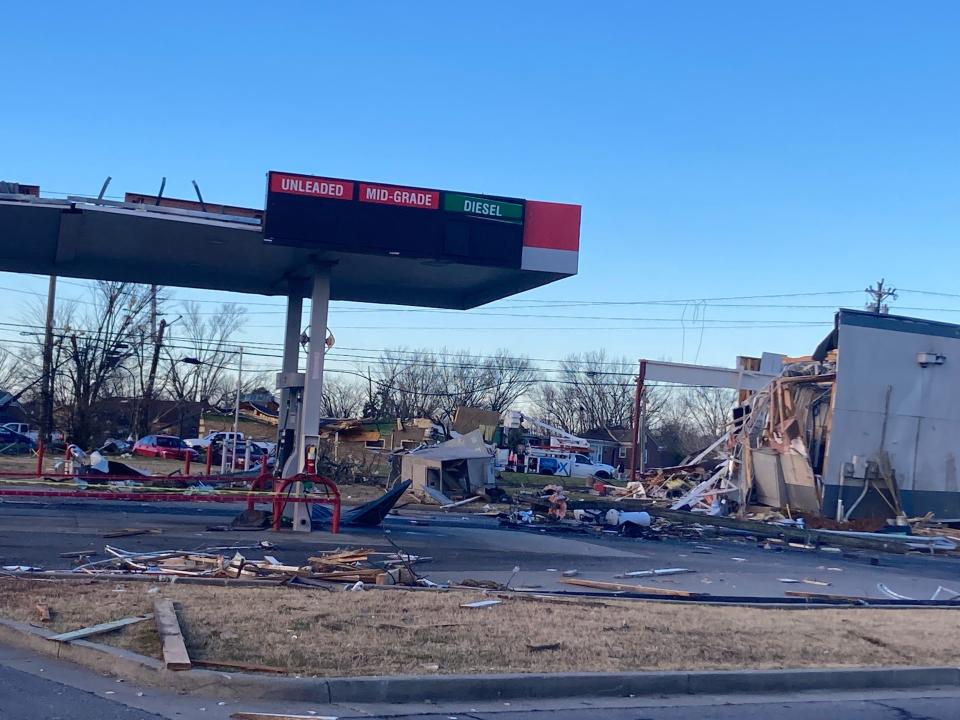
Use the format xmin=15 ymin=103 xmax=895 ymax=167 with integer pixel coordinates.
xmin=483 ymin=350 xmax=538 ymax=413
xmin=369 ymin=347 xmax=538 ymax=426
xmin=0 ymin=347 xmax=27 ymax=394
xmin=531 ymin=351 xmax=642 ymax=434
xmin=320 ymin=376 xmax=365 ymax=418
xmin=50 ymin=282 xmax=156 ymax=447
xmin=162 ymin=301 xmax=246 ymax=404
xmin=679 ymin=386 xmax=735 ymax=438
xmin=649 ymin=386 xmax=735 ymax=462
xmin=371 ymin=348 xmax=443 ymax=421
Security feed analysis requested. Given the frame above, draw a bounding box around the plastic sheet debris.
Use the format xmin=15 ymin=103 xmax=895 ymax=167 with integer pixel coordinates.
xmin=460 ymin=599 xmax=502 ymax=608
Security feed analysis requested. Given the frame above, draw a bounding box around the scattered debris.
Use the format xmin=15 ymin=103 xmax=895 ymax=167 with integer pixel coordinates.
xmin=527 ymin=642 xmax=562 ymax=652
xmin=58 ymin=550 xmax=98 ymax=559
xmin=561 ymin=569 xmax=579 ymax=577
xmin=102 ymin=528 xmax=161 ymax=539
xmin=615 ymin=568 xmax=693 ymax=579
xmin=440 ymin=495 xmax=484 ymax=510
xmin=231 ymin=714 xmax=339 ymax=720
xmin=930 ymin=586 xmax=960 ymax=601
xmin=877 ymin=583 xmax=913 ymax=601
xmin=460 ymin=599 xmax=502 ymax=608
xmin=560 ymin=578 xmax=703 ymax=597
xmin=63 ymin=545 xmax=424 ymax=586
xmin=34 ymin=603 xmax=50 ymax=623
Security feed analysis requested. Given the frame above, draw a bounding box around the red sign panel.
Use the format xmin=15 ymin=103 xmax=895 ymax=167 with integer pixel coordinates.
xmin=269 ymin=173 xmax=353 ymax=201
xmin=358 ymin=182 xmax=440 ymax=210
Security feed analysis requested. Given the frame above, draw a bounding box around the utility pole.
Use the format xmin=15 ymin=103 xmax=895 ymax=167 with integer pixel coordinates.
xmin=865 ymin=279 xmax=897 ymax=314
xmin=39 ymin=275 xmax=57 ymax=445
xmin=137 ymin=318 xmax=167 ymax=439
xmin=231 ymin=347 xmax=243 ymax=472
xmin=150 ymin=284 xmax=158 ymax=342
xmin=630 ymin=360 xmax=646 ymax=480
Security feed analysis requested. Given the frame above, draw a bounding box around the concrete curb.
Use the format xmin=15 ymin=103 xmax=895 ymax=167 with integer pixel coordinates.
xmin=0 ymin=617 xmax=957 ymax=704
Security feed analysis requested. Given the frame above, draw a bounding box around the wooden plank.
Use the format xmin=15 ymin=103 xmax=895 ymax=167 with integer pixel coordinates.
xmin=778 ymin=373 xmax=836 ymax=385
xmin=192 ymin=659 xmax=286 ymax=674
xmin=102 ymin=528 xmax=161 ymax=538
xmin=560 ymin=578 xmax=702 ymax=597
xmin=784 ymin=590 xmax=871 ymax=602
xmin=738 ymin=443 xmax=754 ymax=519
xmin=48 ymin=614 xmax=153 ymax=643
xmin=231 ymin=713 xmax=338 ymax=720
xmin=440 ymin=495 xmax=484 ymax=510
xmin=153 ymin=598 xmax=191 ymax=671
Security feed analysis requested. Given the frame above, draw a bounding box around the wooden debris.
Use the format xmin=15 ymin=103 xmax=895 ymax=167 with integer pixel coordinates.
xmin=70 ymin=544 xmax=419 ymax=585
xmin=560 ymin=578 xmax=703 ymax=597
xmin=48 ymin=614 xmax=153 ymax=642
xmin=802 ymin=578 xmax=831 ymax=587
xmin=34 ymin=603 xmax=50 ymax=623
xmin=527 ymin=642 xmax=562 ymax=652
xmin=102 ymin=528 xmax=161 ymax=538
xmin=231 ymin=714 xmax=339 ymax=720
xmin=59 ymin=550 xmax=98 ymax=559
xmin=192 ymin=659 xmax=286 ymax=674
xmin=153 ymin=598 xmax=191 ymax=671
xmin=784 ymin=590 xmax=872 ymax=602
xmin=616 ymin=568 xmax=693 ymax=579
xmin=440 ymin=495 xmax=484 ymax=510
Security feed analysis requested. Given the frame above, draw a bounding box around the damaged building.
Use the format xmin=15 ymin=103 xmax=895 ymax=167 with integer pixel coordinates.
xmin=642 ymin=308 xmax=960 ymax=523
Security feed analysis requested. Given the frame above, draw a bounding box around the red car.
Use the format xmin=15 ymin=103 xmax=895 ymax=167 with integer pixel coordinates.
xmin=132 ymin=434 xmax=199 ymax=461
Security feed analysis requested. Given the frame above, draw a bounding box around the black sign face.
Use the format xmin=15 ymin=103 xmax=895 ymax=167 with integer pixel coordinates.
xmin=263 ymin=172 xmax=525 ymax=269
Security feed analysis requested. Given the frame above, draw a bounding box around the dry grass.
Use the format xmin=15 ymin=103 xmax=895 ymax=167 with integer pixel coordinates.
xmin=2 ymin=578 xmax=959 ymax=677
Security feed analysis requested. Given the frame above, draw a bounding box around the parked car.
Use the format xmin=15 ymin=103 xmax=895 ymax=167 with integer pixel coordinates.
xmin=185 ymin=431 xmax=245 ymax=450
xmin=132 ymin=435 xmax=198 ymax=461
xmin=2 ymin=423 xmax=37 ymax=442
xmin=216 ymin=439 xmax=276 ymax=470
xmin=0 ymin=426 xmax=36 ymax=454
xmin=570 ymin=453 xmax=616 ymax=480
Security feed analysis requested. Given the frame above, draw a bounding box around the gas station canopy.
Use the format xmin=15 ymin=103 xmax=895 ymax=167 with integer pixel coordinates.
xmin=0 ymin=172 xmax=580 ymax=308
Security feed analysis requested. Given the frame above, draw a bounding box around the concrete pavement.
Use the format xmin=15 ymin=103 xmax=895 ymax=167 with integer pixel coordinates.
xmin=2 ymin=497 xmax=960 ymax=599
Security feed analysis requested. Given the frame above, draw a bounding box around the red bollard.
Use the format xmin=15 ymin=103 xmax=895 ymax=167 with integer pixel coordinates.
xmin=245 ymin=455 xmax=271 ymax=512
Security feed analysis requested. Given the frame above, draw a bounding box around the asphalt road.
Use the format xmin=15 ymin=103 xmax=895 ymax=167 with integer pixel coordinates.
xmin=0 ymin=664 xmax=166 ymax=720
xmin=1 ymin=497 xmax=959 ymax=599
xmin=1 ymin=649 xmax=959 ymax=720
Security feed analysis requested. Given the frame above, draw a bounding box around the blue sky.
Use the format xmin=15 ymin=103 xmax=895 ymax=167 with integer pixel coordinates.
xmin=2 ymin=2 xmax=959 ymax=378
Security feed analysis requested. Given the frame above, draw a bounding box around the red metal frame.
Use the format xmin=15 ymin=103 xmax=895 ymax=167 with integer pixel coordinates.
xmin=270 ymin=474 xmax=341 ymax=534
xmin=0 ymin=451 xmax=341 ymax=532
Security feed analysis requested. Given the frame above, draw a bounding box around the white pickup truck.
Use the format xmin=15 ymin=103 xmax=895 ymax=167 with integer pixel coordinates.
xmin=2 ymin=423 xmax=37 ymax=442
xmin=184 ymin=431 xmax=245 ymax=450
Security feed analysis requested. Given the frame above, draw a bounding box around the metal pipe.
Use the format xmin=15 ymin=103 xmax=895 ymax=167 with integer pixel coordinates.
xmin=231 ymin=347 xmax=243 ymax=471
